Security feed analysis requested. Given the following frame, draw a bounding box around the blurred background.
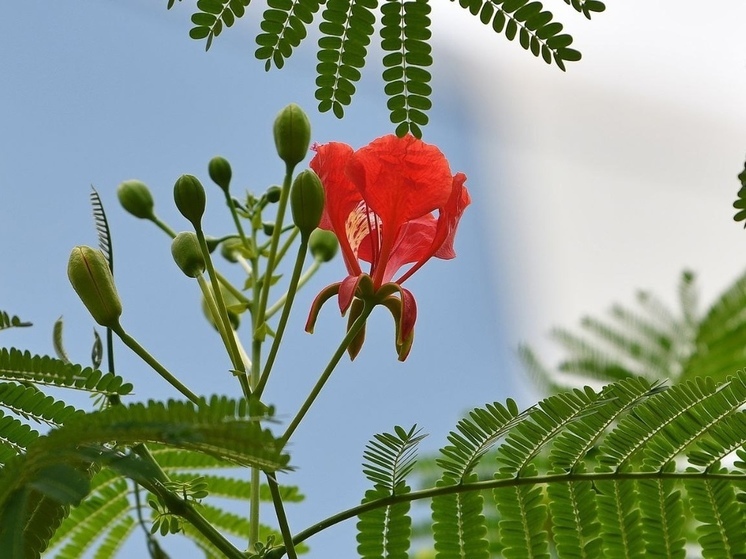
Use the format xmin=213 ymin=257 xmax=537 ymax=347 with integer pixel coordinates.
xmin=1 ymin=0 xmax=745 ymax=556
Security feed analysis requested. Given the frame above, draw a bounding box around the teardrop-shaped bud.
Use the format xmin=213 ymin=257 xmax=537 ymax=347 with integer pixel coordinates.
xmin=173 ymin=174 xmax=206 ymax=229
xmin=171 ymin=231 xmax=205 ymax=278
xmin=117 ymin=180 xmax=155 ymax=220
xmin=67 ymin=246 xmax=122 ymax=328
xmin=309 ymin=229 xmax=339 ymax=262
xmin=266 ymin=185 xmax=282 ymax=204
xmin=290 ymin=169 xmax=325 ymax=239
xmin=273 ymin=104 xmax=311 ymax=168
xmin=208 ymin=156 xmax=232 ymax=193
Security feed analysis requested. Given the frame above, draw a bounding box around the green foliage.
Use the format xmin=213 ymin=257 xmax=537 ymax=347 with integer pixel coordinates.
xmin=521 ymin=270 xmax=711 ymax=388
xmin=357 ymin=426 xmax=425 ymax=558
xmin=172 ymin=0 xmax=602 ymax=136
xmin=0 ymin=398 xmax=292 ymax=558
xmin=0 ymin=348 xmax=133 ymax=396
xmin=0 ymin=311 xmax=32 ymax=331
xmin=367 ymin=372 xmax=746 ymax=557
xmin=189 ymin=0 xmax=251 ymax=51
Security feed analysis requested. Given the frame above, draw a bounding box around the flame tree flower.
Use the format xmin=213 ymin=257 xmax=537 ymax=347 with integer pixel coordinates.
xmin=305 ymin=134 xmax=471 ymax=360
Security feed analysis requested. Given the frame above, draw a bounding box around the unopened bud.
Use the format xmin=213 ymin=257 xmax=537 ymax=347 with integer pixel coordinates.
xmin=290 ymin=170 xmax=325 ymax=238
xmin=171 ymin=232 xmax=205 ymax=278
xmin=262 ymin=222 xmax=275 ymax=236
xmin=208 ymin=156 xmax=232 ymax=193
xmin=266 ymin=185 xmax=282 ymax=204
xmin=67 ymin=246 xmax=122 ymax=328
xmin=273 ymin=104 xmax=311 ymax=168
xmin=173 ymin=174 xmax=206 ymax=229
xmin=117 ymin=180 xmax=155 ymax=220
xmin=309 ymin=229 xmax=338 ymax=262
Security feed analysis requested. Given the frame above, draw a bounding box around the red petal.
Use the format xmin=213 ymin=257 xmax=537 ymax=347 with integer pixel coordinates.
xmin=310 ymin=142 xmax=364 ymax=277
xmin=338 ymin=274 xmax=362 ymax=315
xmin=398 ymin=287 xmax=417 ymax=346
xmin=305 ymin=282 xmax=341 ymax=333
xmin=347 ymin=135 xmax=453 ymax=225
xmin=434 ymin=173 xmax=471 ymax=259
xmin=395 ymin=173 xmax=470 ymax=285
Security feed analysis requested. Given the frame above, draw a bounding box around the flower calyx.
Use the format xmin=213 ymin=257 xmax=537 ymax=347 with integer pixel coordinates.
xmin=305 ymin=274 xmax=416 ymax=361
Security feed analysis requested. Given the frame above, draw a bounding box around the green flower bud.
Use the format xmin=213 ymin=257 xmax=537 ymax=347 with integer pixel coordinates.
xmin=171 ymin=231 xmax=205 ymax=278
xmin=208 ymin=156 xmax=232 ymax=193
xmin=67 ymin=246 xmax=122 ymax=328
xmin=117 ymin=180 xmax=155 ymax=220
xmin=273 ymin=104 xmax=311 ymax=168
xmin=173 ymin=174 xmax=206 ymax=229
xmin=309 ymin=229 xmax=338 ymax=262
xmin=266 ymin=185 xmax=282 ymax=204
xmin=290 ymin=169 xmax=325 ymax=238
xmin=201 ymin=282 xmax=241 ymax=331
xmin=262 ymin=222 xmax=275 ymax=236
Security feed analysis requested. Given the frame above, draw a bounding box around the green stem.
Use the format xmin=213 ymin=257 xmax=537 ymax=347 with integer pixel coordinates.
xmin=265 ymin=472 xmax=298 ymax=559
xmin=267 ymin=469 xmax=746 ymax=558
xmin=254 ymin=239 xmax=309 ymax=399
xmin=255 ymin=165 xmax=293 ymax=339
xmin=279 ymin=302 xmax=373 ymax=446
xmin=131 ymin=445 xmax=246 ymax=558
xmin=195 ymin=228 xmax=250 ymax=396
xmin=150 ymin=216 xmax=177 ymax=238
xmin=224 ymin=191 xmax=251 ymax=251
xmin=248 ymin=216 xmax=263 ymax=548
xmin=270 ymin=227 xmax=299 ymax=275
xmin=266 ymin=259 xmax=321 ymax=320
xmin=112 ymin=324 xmax=200 ymax=404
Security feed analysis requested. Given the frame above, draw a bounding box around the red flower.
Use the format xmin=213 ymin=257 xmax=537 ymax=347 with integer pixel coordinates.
xmin=305 ymin=134 xmax=471 ymax=360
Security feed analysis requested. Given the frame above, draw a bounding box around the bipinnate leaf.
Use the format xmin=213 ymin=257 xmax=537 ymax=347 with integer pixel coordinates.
xmin=0 ymin=348 xmax=133 ymax=397
xmin=0 ymin=311 xmax=32 ymax=331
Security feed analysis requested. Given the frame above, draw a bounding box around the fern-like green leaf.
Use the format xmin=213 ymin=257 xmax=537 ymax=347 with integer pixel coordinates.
xmin=594 ymin=477 xmax=644 ymax=558
xmin=684 ymin=266 xmax=746 ymax=382
xmin=437 ymin=400 xmax=521 ymax=481
xmin=0 ymin=348 xmax=133 ymax=396
xmin=90 ymin=187 xmax=112 ymax=269
xmin=362 ymin=425 xmax=426 ymax=492
xmin=431 ymin=472 xmax=489 ymax=559
xmin=598 ymin=373 xmax=746 ymax=471
xmin=357 ymin=485 xmax=412 ymax=559
xmin=688 ymin=410 xmax=746 ymax=469
xmin=0 ymin=311 xmax=32 ymax=331
xmin=496 ymin=389 xmax=601 ymax=474
xmin=731 ymin=157 xmax=746 ymax=225
xmin=685 ymin=464 xmax=746 ymax=558
xmin=256 ymin=0 xmax=322 ymax=70
xmin=494 ymin=463 xmax=549 ymax=559
xmin=357 ymin=426 xmax=423 ymax=558
xmin=453 ymin=0 xmax=580 ymax=71
xmin=52 ymin=317 xmax=71 ymax=364
xmin=381 ymin=0 xmax=432 ymax=137
xmin=561 ymin=0 xmax=605 ymax=19
xmin=190 ymin=0 xmax=251 ymax=50
xmin=0 ymin=382 xmax=82 ymax=427
xmin=91 ymin=516 xmax=136 ymax=559
xmin=50 ymin=477 xmax=130 ymax=559
xmin=545 ymin=464 xmax=601 ymax=559
xmin=0 ymin=409 xmax=40 ymax=463
xmin=315 ymin=0 xmax=378 ymax=119
xmin=637 ymin=462 xmax=686 ymax=559
xmin=548 ymin=378 xmax=660 ymax=471
xmin=521 ymin=271 xmax=698 ymax=388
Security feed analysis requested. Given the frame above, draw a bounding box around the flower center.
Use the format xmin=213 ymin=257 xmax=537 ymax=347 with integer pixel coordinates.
xmin=345 ymin=201 xmax=381 ymax=262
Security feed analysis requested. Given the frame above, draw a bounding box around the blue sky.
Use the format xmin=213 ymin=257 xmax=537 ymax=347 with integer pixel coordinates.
xmin=0 ymin=2 xmax=524 ymax=556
